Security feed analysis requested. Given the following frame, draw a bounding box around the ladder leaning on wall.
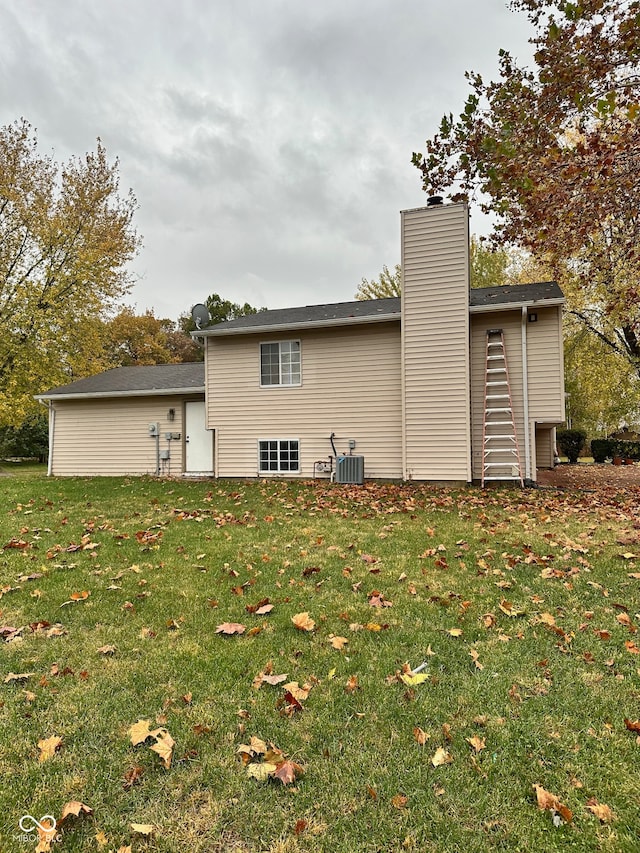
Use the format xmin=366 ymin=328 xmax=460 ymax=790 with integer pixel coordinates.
xmin=481 ymin=329 xmax=524 ymax=487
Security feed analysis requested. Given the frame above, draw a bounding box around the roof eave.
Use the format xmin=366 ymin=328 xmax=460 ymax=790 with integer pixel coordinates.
xmin=469 ymin=297 xmax=565 ymax=314
xmin=199 ymin=313 xmax=402 ymax=337
xmin=35 ymin=386 xmax=206 ymax=402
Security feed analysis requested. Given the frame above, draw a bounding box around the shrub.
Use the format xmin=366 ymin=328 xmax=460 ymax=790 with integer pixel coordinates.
xmin=591 ymin=438 xmax=612 ymax=463
xmin=557 ymin=428 xmax=587 ymax=464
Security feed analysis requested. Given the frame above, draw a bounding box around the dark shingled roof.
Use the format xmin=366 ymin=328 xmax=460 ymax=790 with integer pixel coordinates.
xmin=200 ymin=297 xmax=402 ymax=334
xmin=37 ymin=362 xmax=205 ymax=399
xmin=200 ymin=282 xmax=563 ymax=335
xmin=469 ymin=281 xmax=564 ymax=308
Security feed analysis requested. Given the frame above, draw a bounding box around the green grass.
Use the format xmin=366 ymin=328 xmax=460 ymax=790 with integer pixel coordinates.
xmin=0 ymin=475 xmax=639 ymax=852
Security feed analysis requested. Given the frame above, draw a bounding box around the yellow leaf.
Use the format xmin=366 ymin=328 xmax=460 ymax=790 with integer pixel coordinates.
xmin=447 ymin=627 xmax=463 ymax=637
xmin=246 ymin=762 xmax=277 ymax=781
xmin=327 ymin=667 xmax=336 ymax=679
xmin=149 ymin=730 xmax=175 ymax=769
xmin=431 ymin=747 xmax=452 ymax=767
xmin=95 ymin=830 xmax=109 ymax=847
xmin=38 ymin=735 xmax=63 ymax=762
xmin=128 ymin=719 xmax=153 ymax=746
xmin=292 ymin=612 xmax=315 ymax=632
xmin=400 ymin=672 xmax=428 ymax=686
xmin=130 ymin=823 xmax=155 ymax=835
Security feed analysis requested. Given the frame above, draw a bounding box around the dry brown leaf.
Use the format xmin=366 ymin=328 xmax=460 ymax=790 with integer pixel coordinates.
xmin=149 ymin=729 xmax=175 ymax=769
xmin=262 ymin=672 xmax=288 ymax=686
xmin=466 ymin=735 xmax=486 ymax=753
xmin=215 ymin=622 xmax=246 ymax=635
xmin=97 ymin=645 xmax=116 ymax=655
xmin=123 ymin=765 xmax=144 ymax=789
xmin=413 ymin=726 xmax=429 ymax=746
xmin=292 ymin=612 xmax=315 ymax=632
xmin=391 ymin=793 xmax=409 ymax=809
xmin=533 ymin=784 xmax=573 ymax=823
xmin=345 ymin=674 xmax=359 ymax=694
xmin=59 ymin=800 xmax=93 ymax=825
xmin=330 ymin=635 xmax=349 ymax=650
xmin=38 ymin=735 xmax=63 ymax=762
xmin=4 ymin=672 xmax=34 ymax=683
xmin=586 ymin=799 xmax=615 ymax=823
xmin=431 ymin=747 xmax=452 ymax=767
xmin=274 ymin=759 xmax=304 ymax=785
xmin=128 ymin=719 xmax=153 ymax=746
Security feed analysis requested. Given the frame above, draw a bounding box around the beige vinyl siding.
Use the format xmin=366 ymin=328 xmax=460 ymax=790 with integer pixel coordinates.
xmin=470 ymin=312 xmax=525 ymax=481
xmin=49 ymin=396 xmax=193 ymax=476
xmin=401 ymin=203 xmax=471 ymax=481
xmin=206 ymin=322 xmax=402 ymax=479
xmin=526 ymin=307 xmax=565 ymax=422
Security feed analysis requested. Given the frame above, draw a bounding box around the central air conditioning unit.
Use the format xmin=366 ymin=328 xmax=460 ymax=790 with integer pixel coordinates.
xmin=335 ymin=455 xmax=364 ymax=485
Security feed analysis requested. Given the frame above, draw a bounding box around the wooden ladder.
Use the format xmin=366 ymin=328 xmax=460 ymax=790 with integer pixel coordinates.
xmin=481 ymin=329 xmax=523 ymax=487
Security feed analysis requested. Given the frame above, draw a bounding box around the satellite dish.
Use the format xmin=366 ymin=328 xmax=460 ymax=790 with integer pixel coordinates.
xmin=191 ymin=303 xmax=211 ymax=330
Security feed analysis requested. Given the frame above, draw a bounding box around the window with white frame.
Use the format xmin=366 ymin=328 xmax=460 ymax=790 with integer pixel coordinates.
xmin=260 ymin=341 xmax=301 ymax=386
xmin=259 ymin=439 xmax=300 ymax=473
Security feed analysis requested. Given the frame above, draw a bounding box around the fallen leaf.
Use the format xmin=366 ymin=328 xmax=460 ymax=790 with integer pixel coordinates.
xmin=69 ymin=590 xmax=90 ymax=601
xmin=431 ymin=747 xmax=452 ymax=767
xmin=466 ymin=735 xmax=486 ymax=753
xmin=215 ymin=622 xmax=246 ymax=635
xmin=447 ymin=627 xmax=463 ymax=637
xmin=130 ymin=823 xmax=155 ymax=835
xmin=330 ymin=635 xmax=349 ymax=650
xmin=97 ymin=645 xmax=116 ymax=655
xmin=38 ymin=735 xmax=63 ymax=762
xmin=149 ymin=729 xmax=175 ymax=769
xmin=413 ymin=726 xmax=429 ymax=746
xmin=292 ymin=612 xmax=315 ymax=632
xmin=586 ymin=799 xmax=615 ymax=823
xmin=246 ymin=762 xmax=278 ymax=781
xmin=128 ymin=719 xmax=154 ymax=746
xmin=345 ymin=674 xmax=359 ymax=694
xmin=123 ymin=765 xmax=145 ymax=789
xmin=274 ymin=760 xmax=304 ymax=784
xmin=400 ymin=672 xmax=428 ymax=686
xmin=391 ymin=793 xmax=408 ymax=809
xmin=4 ymin=672 xmax=34 ymax=683
xmin=533 ymin=784 xmax=573 ymax=823
xmin=624 ymin=718 xmax=640 ymax=733
xmin=59 ymin=800 xmax=93 ymax=824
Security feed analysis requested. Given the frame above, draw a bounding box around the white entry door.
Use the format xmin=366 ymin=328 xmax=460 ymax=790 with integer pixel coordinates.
xmin=185 ymin=401 xmax=214 ymax=473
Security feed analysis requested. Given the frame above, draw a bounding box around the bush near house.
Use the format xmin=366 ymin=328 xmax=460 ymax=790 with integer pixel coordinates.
xmin=556 ymin=428 xmax=587 ymax=464
xmin=591 ymin=437 xmax=640 ymax=463
xmin=0 ymin=414 xmax=48 ymax=462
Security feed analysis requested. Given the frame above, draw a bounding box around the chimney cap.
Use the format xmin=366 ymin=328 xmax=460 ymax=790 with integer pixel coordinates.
xmin=427 ymin=195 xmax=444 ymax=206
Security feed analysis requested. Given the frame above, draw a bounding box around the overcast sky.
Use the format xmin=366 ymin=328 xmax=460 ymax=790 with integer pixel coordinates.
xmin=0 ymin=1 xmax=534 ymax=320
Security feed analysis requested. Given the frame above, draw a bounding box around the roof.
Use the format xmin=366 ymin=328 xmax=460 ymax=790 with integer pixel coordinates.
xmin=36 ymin=362 xmax=205 ymax=401
xmin=469 ymin=281 xmax=564 ymax=311
xmin=199 ymin=282 xmax=563 ymax=336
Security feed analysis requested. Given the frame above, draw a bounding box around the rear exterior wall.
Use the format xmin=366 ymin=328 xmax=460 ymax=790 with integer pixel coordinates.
xmin=48 ymin=396 xmax=192 ymax=476
xmin=205 ymin=322 xmax=403 ymax=479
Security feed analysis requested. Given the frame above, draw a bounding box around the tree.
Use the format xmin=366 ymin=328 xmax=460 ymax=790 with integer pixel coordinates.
xmin=104 ymin=308 xmax=201 ymax=366
xmin=0 ymin=119 xmax=140 ymax=425
xmin=354 ymin=241 xmax=518 ymax=299
xmin=412 ymin=0 xmax=640 ymax=375
xmin=355 ymin=264 xmax=402 ymax=300
xmin=0 ymin=411 xmax=48 ymax=461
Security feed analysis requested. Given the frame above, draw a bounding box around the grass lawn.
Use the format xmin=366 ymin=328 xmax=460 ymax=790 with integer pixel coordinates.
xmin=0 ymin=475 xmax=639 ymax=852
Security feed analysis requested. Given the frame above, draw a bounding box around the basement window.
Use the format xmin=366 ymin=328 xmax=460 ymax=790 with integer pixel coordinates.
xmin=259 ymin=439 xmax=300 ymax=473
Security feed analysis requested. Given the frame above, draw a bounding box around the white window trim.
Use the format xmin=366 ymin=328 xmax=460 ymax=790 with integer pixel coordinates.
xmin=259 ymin=340 xmax=302 ymax=387
xmin=258 ymin=438 xmax=301 ymax=475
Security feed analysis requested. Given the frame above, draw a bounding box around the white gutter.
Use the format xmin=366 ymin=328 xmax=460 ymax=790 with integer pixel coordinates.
xmin=35 ymin=387 xmax=205 ymax=402
xmin=470 ymin=298 xmax=565 ymax=314
xmin=521 ymin=306 xmax=531 ymax=482
xmin=198 ymin=313 xmax=401 ymax=337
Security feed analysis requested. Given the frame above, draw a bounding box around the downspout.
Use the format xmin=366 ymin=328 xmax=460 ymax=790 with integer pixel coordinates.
xmin=38 ymin=399 xmax=54 ymax=476
xmin=521 ymin=307 xmax=532 ymax=483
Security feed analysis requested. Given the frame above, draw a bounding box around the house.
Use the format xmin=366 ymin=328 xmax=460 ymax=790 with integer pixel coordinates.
xmin=37 ymin=201 xmax=565 ymax=482
xmin=35 ymin=362 xmax=211 ymax=476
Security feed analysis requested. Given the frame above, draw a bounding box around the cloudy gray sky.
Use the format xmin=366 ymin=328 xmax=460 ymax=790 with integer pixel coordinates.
xmin=0 ymin=1 xmax=534 ymax=320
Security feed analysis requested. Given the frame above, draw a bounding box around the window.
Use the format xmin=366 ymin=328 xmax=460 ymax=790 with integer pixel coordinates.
xmin=259 ymin=440 xmax=300 ymax=473
xmin=260 ymin=341 xmax=301 ymax=386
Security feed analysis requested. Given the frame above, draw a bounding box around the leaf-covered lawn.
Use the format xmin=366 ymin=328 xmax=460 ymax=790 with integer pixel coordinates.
xmin=0 ymin=476 xmax=639 ymax=852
